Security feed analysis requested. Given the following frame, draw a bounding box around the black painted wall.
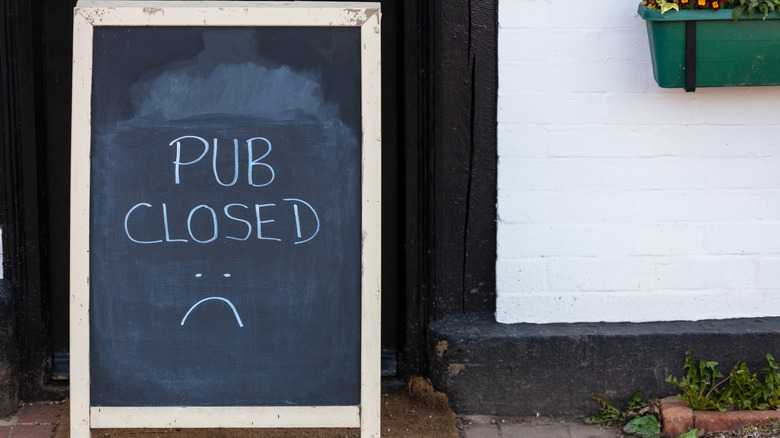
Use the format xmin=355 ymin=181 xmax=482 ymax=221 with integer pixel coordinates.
xmin=429 ymin=314 xmax=780 ymax=416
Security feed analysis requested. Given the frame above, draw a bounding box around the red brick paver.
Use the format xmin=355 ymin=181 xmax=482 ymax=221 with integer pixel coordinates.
xmin=660 ymin=396 xmax=780 ymax=436
xmin=8 ymin=425 xmax=55 ymax=438
xmin=660 ymin=396 xmax=695 ymax=437
xmin=696 ymin=409 xmax=780 ymax=435
xmin=17 ymin=404 xmax=60 ymax=427
xmin=1 ymin=402 xmax=61 ymax=438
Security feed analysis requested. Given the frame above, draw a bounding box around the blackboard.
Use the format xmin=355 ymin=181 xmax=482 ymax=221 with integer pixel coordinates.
xmin=70 ymin=2 xmax=381 ymax=437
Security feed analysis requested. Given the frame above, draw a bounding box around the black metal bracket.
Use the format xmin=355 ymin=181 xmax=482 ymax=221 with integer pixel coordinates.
xmin=685 ymin=20 xmax=696 ymax=92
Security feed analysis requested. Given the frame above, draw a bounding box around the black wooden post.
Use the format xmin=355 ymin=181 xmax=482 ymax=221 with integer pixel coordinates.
xmin=433 ymin=0 xmax=497 ymax=317
xmin=398 ymin=0 xmax=498 ymax=379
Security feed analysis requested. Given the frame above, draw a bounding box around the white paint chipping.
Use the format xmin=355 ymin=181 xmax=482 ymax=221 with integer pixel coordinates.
xmin=496 ymin=0 xmax=780 ymax=323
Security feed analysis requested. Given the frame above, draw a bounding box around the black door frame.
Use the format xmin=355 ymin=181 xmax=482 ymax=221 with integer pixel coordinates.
xmin=0 ymin=0 xmax=66 ymax=403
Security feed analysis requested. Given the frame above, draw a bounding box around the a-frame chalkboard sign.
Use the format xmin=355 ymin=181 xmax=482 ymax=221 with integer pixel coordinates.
xmin=70 ymin=2 xmax=381 ymax=437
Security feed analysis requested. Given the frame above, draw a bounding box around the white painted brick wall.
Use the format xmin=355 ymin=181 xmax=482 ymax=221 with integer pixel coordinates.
xmin=496 ymin=0 xmax=780 ymax=323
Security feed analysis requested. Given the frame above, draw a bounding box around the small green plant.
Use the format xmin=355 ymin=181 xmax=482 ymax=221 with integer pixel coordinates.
xmin=585 ymin=391 xmax=657 ymax=426
xmin=666 ymin=350 xmax=780 ymax=411
xmin=730 ymin=0 xmax=780 ymax=19
xmin=719 ymin=354 xmax=780 ymax=410
xmin=585 ymin=394 xmax=622 ymax=425
xmin=665 ymin=350 xmax=726 ymax=411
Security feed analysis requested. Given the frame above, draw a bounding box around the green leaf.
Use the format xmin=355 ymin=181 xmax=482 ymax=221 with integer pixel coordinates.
xmin=760 ymin=2 xmax=770 ymax=18
xmin=623 ymin=415 xmax=661 ymax=438
xmin=627 ymin=391 xmax=646 ymax=410
xmin=657 ymin=0 xmax=681 ymax=12
xmin=733 ymin=5 xmax=743 ymax=19
xmin=749 ymin=0 xmax=760 ymax=14
xmin=676 ymin=430 xmax=698 ymax=438
xmin=766 ymin=354 xmax=778 ymax=370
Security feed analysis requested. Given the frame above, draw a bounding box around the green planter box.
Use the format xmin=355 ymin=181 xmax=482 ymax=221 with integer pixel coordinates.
xmin=638 ymin=4 xmax=780 ymax=88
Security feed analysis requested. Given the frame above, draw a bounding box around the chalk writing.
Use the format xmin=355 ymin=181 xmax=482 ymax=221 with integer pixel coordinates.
xmin=123 ymin=200 xmax=319 ymax=244
xmin=180 ymin=296 xmax=244 ymax=327
xmin=283 ymin=198 xmax=320 ymax=244
xmin=169 ymin=135 xmax=274 ymax=187
xmin=123 ymin=135 xmax=320 ymax=245
xmin=124 ymin=203 xmax=162 ymax=244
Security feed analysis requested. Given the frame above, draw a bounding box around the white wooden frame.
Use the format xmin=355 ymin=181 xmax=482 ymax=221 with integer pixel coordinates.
xmin=70 ymin=2 xmax=381 ymax=437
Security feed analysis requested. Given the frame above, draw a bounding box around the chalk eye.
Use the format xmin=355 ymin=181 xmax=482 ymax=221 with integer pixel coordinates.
xmin=223 ymin=273 xmax=231 ymax=278
xmin=195 ymin=273 xmax=203 ymax=278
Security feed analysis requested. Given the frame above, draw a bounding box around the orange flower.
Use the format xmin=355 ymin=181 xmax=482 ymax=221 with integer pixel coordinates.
xmin=681 ymin=0 xmax=690 ymax=4
xmin=712 ymin=0 xmax=721 ymax=8
xmin=697 ymin=0 xmax=707 ymax=7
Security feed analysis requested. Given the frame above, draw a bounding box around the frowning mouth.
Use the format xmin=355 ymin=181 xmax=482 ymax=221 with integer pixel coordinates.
xmin=180 ymin=296 xmax=244 ymax=327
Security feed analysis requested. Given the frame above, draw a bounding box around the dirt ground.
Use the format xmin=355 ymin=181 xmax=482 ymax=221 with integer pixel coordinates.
xmin=53 ymin=377 xmax=458 ymax=438
xmin=702 ymin=420 xmax=780 ymax=438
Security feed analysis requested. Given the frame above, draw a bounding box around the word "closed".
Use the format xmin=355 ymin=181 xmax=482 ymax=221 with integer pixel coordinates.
xmin=124 ymin=199 xmax=320 ymax=245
